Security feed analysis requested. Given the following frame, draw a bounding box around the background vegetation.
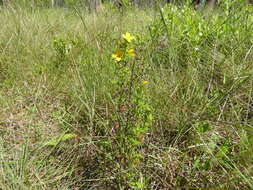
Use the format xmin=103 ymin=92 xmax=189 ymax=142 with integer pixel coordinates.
xmin=0 ymin=0 xmax=253 ymax=189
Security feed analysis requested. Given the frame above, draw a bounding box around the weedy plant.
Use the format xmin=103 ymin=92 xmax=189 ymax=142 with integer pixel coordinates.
xmin=96 ymin=32 xmax=153 ymax=189
xmin=52 ymin=36 xmax=76 ymax=69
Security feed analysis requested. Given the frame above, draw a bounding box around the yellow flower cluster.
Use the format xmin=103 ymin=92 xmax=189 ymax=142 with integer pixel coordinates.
xmin=112 ymin=32 xmax=136 ymax=62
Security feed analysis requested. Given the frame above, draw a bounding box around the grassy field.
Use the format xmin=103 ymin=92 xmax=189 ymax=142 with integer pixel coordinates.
xmin=0 ymin=2 xmax=253 ymax=189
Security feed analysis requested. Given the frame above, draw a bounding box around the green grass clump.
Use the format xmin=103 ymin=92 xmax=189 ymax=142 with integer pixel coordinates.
xmin=0 ymin=3 xmax=253 ymax=189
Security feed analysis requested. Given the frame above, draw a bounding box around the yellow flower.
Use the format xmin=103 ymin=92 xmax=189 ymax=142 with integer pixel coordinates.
xmin=112 ymin=50 xmax=123 ymax=62
xmin=122 ymin=32 xmax=135 ymax=43
xmin=127 ymin=48 xmax=136 ymax=57
xmin=142 ymin=80 xmax=148 ymax=85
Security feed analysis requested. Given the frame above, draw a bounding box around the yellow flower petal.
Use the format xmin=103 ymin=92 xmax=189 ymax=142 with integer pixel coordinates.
xmin=112 ymin=50 xmax=123 ymax=62
xmin=122 ymin=32 xmax=135 ymax=43
xmin=115 ymin=57 xmax=121 ymax=62
xmin=127 ymin=48 xmax=136 ymax=57
xmin=142 ymin=80 xmax=148 ymax=85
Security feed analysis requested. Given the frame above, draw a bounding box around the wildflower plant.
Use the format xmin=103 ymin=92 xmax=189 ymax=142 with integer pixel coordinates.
xmin=106 ymin=32 xmax=153 ymax=188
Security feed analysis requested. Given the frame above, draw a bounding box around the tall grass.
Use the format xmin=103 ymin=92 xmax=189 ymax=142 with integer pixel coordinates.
xmin=0 ymin=2 xmax=253 ymax=189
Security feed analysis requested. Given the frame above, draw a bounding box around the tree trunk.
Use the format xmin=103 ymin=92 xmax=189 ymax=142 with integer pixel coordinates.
xmin=2 ymin=0 xmax=10 ymax=7
xmin=88 ymin=0 xmax=102 ymax=11
xmin=207 ymin=0 xmax=216 ymax=9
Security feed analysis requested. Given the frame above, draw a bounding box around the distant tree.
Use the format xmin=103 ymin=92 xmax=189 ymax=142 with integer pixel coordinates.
xmin=193 ymin=0 xmax=216 ymax=9
xmin=1 ymin=0 xmax=10 ymax=7
xmin=88 ymin=0 xmax=102 ymax=11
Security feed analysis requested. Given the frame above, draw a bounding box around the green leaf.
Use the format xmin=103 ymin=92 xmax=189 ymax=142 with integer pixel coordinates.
xmin=43 ymin=133 xmax=77 ymax=146
xmin=43 ymin=139 xmax=58 ymax=146
xmin=196 ymin=121 xmax=210 ymax=133
xmin=216 ymin=141 xmax=230 ymax=159
xmin=61 ymin=133 xmax=77 ymax=141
